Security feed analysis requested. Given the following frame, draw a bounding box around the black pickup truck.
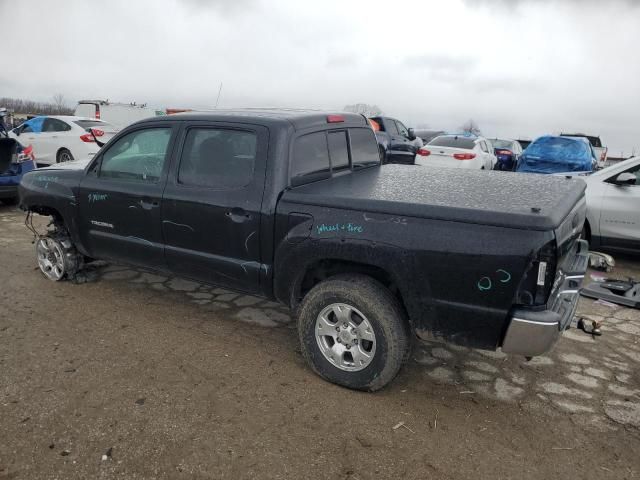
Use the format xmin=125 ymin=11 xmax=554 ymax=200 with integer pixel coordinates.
xmin=19 ymin=110 xmax=589 ymax=391
xmin=369 ymin=116 xmax=420 ymax=165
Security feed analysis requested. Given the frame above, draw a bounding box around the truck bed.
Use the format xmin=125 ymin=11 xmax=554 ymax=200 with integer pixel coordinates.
xmin=283 ymin=164 xmax=586 ymax=230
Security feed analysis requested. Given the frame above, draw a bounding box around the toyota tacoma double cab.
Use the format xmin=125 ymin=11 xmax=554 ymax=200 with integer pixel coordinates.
xmin=19 ymin=110 xmax=589 ymax=391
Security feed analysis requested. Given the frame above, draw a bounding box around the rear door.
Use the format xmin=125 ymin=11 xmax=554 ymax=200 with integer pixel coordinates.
xmin=598 ymin=162 xmax=640 ymax=249
xmin=78 ymin=122 xmax=177 ymax=267
xmin=161 ymin=121 xmax=268 ymax=293
xmin=41 ymin=118 xmax=73 ymax=162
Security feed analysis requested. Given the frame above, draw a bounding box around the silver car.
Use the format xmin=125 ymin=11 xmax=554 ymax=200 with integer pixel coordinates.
xmin=583 ymin=156 xmax=640 ymax=252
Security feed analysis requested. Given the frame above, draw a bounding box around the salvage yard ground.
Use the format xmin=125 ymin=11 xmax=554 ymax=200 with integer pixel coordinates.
xmin=0 ymin=205 xmax=639 ymax=479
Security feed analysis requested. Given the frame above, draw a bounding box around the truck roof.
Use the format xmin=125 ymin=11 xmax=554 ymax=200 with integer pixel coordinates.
xmin=136 ymin=109 xmax=369 ymax=131
xmin=284 ymin=165 xmax=586 ymax=230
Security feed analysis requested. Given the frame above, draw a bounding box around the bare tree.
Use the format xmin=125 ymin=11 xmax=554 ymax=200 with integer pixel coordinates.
xmin=460 ymin=118 xmax=481 ymax=136
xmin=52 ymin=93 xmax=67 ymax=114
xmin=0 ymin=97 xmax=74 ymax=116
xmin=343 ymin=103 xmax=384 ymax=117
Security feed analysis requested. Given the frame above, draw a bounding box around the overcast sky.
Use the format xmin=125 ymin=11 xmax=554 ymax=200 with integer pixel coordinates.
xmin=2 ymin=0 xmax=639 ymax=155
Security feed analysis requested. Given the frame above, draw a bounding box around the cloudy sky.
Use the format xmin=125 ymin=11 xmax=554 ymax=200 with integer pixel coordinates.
xmin=2 ymin=0 xmax=639 ymax=155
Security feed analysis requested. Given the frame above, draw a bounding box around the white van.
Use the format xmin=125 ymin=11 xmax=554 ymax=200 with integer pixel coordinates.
xmin=74 ymin=100 xmax=165 ymax=129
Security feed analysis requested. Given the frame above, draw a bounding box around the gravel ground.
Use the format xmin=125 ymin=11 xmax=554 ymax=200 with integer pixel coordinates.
xmin=1 ymin=205 xmax=639 ymax=479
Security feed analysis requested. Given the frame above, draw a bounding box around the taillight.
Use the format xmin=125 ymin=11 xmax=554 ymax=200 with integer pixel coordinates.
xmin=327 ymin=115 xmax=344 ymax=123
xmin=80 ymin=133 xmax=95 ymax=143
xmin=417 ymin=148 xmax=431 ymax=156
xmin=453 ymin=153 xmax=476 ymax=160
xmin=515 ymin=240 xmax=557 ymax=306
xmin=91 ymin=128 xmax=104 ymax=137
xmin=497 ymin=150 xmax=512 ymax=155
xmin=95 ymin=106 xmax=100 ymax=119
xmin=16 ymin=145 xmax=35 ymax=163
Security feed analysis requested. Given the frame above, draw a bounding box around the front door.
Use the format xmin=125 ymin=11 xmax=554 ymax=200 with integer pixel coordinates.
xmin=599 ymin=163 xmax=640 ymax=249
xmin=162 ymin=121 xmax=267 ymax=293
xmin=78 ymin=123 xmax=177 ymax=268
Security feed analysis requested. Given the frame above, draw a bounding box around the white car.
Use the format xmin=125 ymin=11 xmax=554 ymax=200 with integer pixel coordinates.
xmin=10 ymin=116 xmax=118 ymax=165
xmin=583 ymin=156 xmax=640 ymax=253
xmin=415 ymin=134 xmax=496 ymax=170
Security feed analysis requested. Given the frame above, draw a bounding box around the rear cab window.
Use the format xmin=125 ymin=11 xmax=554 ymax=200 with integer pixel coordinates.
xmin=291 ymin=127 xmax=380 ymax=185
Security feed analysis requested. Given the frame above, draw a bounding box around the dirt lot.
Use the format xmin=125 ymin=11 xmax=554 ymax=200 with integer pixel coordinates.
xmin=1 ymin=205 xmax=639 ymax=479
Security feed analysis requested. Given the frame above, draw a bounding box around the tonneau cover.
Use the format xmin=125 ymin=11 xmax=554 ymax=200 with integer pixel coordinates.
xmin=283 ymin=165 xmax=586 ymax=230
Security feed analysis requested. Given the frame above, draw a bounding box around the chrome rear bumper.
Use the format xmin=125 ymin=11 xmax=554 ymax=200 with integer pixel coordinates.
xmin=502 ymin=239 xmax=589 ymax=356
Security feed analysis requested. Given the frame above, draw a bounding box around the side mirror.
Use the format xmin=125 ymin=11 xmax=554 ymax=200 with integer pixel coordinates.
xmin=407 ymin=128 xmax=416 ymax=141
xmin=612 ymin=172 xmax=636 ymax=186
xmin=13 ymin=128 xmax=20 ymax=136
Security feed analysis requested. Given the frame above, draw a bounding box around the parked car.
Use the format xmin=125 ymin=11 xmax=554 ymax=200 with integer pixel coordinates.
xmin=75 ymin=100 xmax=166 ymax=129
xmin=561 ymin=133 xmax=607 ymax=169
xmin=416 ymin=134 xmax=496 ymax=170
xmin=517 ymin=139 xmax=532 ymax=150
xmin=368 ymin=116 xmax=419 ymax=164
xmin=20 ymin=109 xmax=588 ymax=391
xmin=516 ymin=135 xmax=594 ymax=175
xmin=491 ymin=138 xmax=523 ymax=171
xmin=9 ymin=116 xmax=118 ymax=165
xmin=582 ymin=156 xmax=640 ymax=253
xmin=0 ymin=137 xmax=36 ymax=205
xmin=414 ymin=129 xmax=445 ymax=145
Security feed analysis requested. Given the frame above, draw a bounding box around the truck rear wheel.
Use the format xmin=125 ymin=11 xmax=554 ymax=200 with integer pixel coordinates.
xmin=297 ymin=274 xmax=409 ymax=391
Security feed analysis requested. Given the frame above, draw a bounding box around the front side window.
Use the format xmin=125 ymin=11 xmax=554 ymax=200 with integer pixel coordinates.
xmin=100 ymin=127 xmax=171 ymax=182
xmin=396 ymin=121 xmax=409 ymax=137
xmin=178 ymin=128 xmax=257 ymax=189
xmin=328 ymin=131 xmax=349 ymax=170
xmin=292 ymin=132 xmax=330 ymax=180
xmin=349 ymin=128 xmax=380 ymax=169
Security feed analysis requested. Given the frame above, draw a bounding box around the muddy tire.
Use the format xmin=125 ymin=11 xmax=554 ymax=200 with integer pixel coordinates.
xmin=297 ymin=274 xmax=410 ymax=392
xmin=35 ymin=229 xmax=83 ymax=281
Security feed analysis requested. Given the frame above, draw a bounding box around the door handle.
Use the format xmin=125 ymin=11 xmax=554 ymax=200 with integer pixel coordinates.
xmin=139 ymin=198 xmax=159 ymax=210
xmin=225 ymin=207 xmax=252 ymax=223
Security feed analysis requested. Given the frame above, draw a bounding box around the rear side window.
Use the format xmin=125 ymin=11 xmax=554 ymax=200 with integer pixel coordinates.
xmin=42 ymin=118 xmax=71 ymax=132
xmin=328 ymin=131 xmax=349 ymax=170
xmin=178 ymin=128 xmax=257 ymax=189
xmin=349 ymin=128 xmax=380 ymax=168
xmin=292 ymin=132 xmax=330 ymax=180
xmin=428 ymin=136 xmax=476 ymax=149
xmin=386 ymin=120 xmax=399 ymax=135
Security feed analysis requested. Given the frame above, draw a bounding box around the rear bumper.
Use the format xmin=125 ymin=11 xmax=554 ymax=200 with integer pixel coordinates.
xmin=502 ymin=239 xmax=589 ymax=356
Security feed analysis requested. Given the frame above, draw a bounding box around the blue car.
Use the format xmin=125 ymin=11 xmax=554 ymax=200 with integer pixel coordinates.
xmin=516 ymin=135 xmax=595 ymax=175
xmin=0 ymin=137 xmax=37 ymax=205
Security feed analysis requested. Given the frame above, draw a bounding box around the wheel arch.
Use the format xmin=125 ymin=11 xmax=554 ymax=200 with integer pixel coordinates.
xmin=290 ymin=258 xmax=413 ymax=329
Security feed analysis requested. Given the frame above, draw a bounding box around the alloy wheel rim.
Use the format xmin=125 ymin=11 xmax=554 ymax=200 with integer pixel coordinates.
xmin=36 ymin=238 xmax=65 ymax=280
xmin=315 ymin=303 xmax=376 ymax=372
